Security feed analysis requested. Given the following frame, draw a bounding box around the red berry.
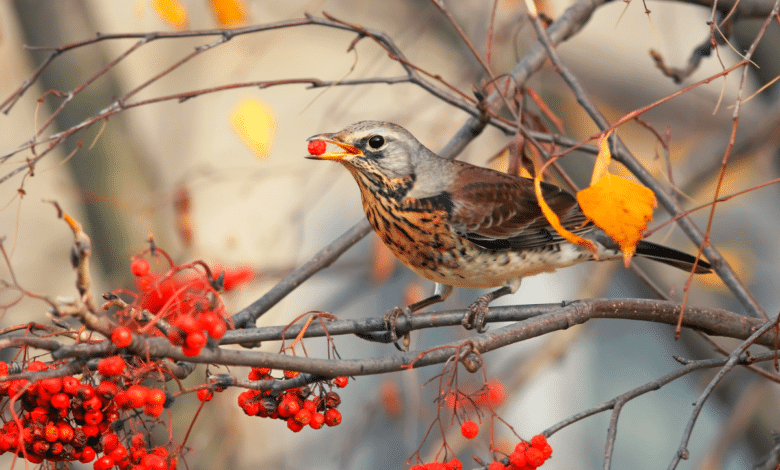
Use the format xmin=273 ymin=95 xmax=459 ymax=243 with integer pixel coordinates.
xmin=309 ymin=412 xmax=325 ymax=430
xmin=51 ymin=392 xmax=70 ymax=409
xmin=84 ymin=409 xmax=103 ymax=425
xmin=143 ymin=455 xmax=168 ymax=470
xmin=307 ymin=140 xmax=327 ymax=156
xmin=286 ymin=417 xmax=304 ymax=432
xmin=82 ymin=424 xmax=100 ymax=437
xmin=294 ymin=408 xmax=312 ymax=425
xmin=448 ymin=458 xmax=463 ymax=470
xmin=78 ymin=384 xmax=96 ymax=400
xmin=79 ymin=446 xmax=96 ymax=464
xmin=45 ymin=422 xmax=59 ymax=442
xmin=57 ymin=422 xmax=74 ymax=443
xmin=485 ymin=379 xmax=507 ymax=407
xmin=324 ymin=408 xmax=342 ymax=427
xmin=130 ymin=258 xmax=151 ymax=277
xmin=461 ymin=420 xmax=479 ymax=439
xmin=221 ymin=266 xmax=255 ymax=290
xmin=97 ymin=380 xmax=119 ymax=398
xmin=530 ymin=434 xmax=547 ymax=449
xmin=103 ymin=433 xmax=120 ymax=452
xmin=39 ymin=377 xmax=63 ymax=395
xmin=283 ymin=370 xmax=299 ymax=379
xmin=526 ymin=447 xmax=545 ymax=467
xmin=185 ymin=330 xmax=208 ymax=350
xmin=111 ymin=327 xmax=133 ymax=348
xmin=109 ymin=444 xmax=129 ymax=462
xmin=278 ymin=398 xmax=300 ymax=418
xmin=114 ymin=391 xmax=131 ymax=409
xmin=97 ymin=356 xmax=126 ymax=377
xmin=28 ymin=360 xmax=48 ymax=372
xmin=144 ymin=403 xmax=164 ymax=417
xmin=509 ymin=450 xmax=527 ymax=468
xmin=62 ymin=376 xmax=80 ymax=396
xmin=196 ymin=389 xmax=213 ymax=402
xmin=94 ymin=455 xmax=115 ymax=470
xmin=303 ymin=400 xmax=316 ymax=413
xmin=488 ymin=462 xmax=505 ymax=470
xmin=333 ymin=376 xmax=348 ymax=388
xmin=174 ymin=315 xmax=199 ymax=334
xmin=83 ymin=396 xmax=102 ymax=410
xmin=126 ymin=385 xmax=149 ymax=408
xmin=147 ymin=388 xmax=167 ymax=407
xmin=242 ymin=401 xmax=261 ymax=416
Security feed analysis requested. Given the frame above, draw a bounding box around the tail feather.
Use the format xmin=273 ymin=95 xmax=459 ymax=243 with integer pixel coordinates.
xmin=635 ymin=240 xmax=712 ymax=274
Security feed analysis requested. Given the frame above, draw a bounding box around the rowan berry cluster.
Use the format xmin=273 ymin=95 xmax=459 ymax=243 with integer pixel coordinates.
xmin=488 ymin=435 xmax=553 ymax=470
xmin=0 ymin=360 xmax=176 ymax=468
xmin=409 ymin=458 xmax=462 ymax=470
xmin=125 ymin=255 xmax=254 ymax=357
xmin=237 ymin=368 xmax=346 ymax=432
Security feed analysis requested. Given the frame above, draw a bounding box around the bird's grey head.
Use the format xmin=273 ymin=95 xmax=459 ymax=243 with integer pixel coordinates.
xmin=306 ymin=121 xmax=450 ymax=198
xmin=309 ymin=121 xmax=422 ymax=177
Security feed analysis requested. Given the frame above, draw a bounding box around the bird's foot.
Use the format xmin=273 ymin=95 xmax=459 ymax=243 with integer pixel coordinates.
xmin=462 ymin=294 xmax=491 ymax=333
xmin=384 ymin=306 xmax=413 ymax=351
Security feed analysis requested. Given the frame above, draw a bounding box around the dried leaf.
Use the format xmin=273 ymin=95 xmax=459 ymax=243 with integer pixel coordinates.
xmin=533 ymin=173 xmax=597 ymax=253
xmin=577 ymin=174 xmax=657 ymax=266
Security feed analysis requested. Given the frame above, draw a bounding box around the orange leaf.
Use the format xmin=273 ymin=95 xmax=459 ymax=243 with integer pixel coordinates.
xmin=577 ymin=174 xmax=657 ymax=266
xmin=210 ymin=0 xmax=247 ymax=26
xmin=591 ymin=132 xmax=612 ymax=186
xmin=152 ymin=0 xmax=188 ymax=29
xmin=533 ymin=173 xmax=597 ymax=253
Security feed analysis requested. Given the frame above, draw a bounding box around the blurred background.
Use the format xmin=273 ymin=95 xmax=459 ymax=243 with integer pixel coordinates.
xmin=1 ymin=0 xmax=779 ymax=469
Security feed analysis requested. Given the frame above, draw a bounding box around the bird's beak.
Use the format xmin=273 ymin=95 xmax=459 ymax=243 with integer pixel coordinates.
xmin=305 ymin=133 xmax=362 ymax=161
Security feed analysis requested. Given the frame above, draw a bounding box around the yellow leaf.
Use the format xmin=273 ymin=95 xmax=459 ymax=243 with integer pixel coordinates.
xmin=533 ymin=173 xmax=597 ymax=253
xmin=152 ymin=0 xmax=188 ymax=29
xmin=231 ymin=97 xmax=276 ymax=158
xmin=210 ymin=0 xmax=247 ymax=27
xmin=591 ymin=132 xmax=612 ymax=186
xmin=577 ymin=174 xmax=657 ymax=266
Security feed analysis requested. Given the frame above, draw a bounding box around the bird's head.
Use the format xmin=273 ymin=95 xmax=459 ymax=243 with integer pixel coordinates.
xmin=306 ymin=121 xmax=427 ymax=190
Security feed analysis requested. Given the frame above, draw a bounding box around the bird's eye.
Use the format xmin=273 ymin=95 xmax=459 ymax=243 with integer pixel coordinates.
xmin=368 ymin=135 xmax=385 ymax=149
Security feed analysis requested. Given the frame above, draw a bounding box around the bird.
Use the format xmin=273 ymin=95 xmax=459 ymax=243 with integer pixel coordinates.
xmin=306 ymin=121 xmax=711 ymax=335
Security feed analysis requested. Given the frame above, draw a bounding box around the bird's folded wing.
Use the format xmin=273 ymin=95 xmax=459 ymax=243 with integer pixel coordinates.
xmin=448 ymin=164 xmax=591 ymax=248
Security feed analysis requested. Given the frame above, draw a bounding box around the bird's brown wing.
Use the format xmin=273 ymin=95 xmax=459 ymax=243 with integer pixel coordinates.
xmin=448 ymin=163 xmax=592 ymax=249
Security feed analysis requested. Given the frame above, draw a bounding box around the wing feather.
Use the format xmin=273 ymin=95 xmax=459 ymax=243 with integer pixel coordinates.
xmin=448 ymin=162 xmax=592 ymax=249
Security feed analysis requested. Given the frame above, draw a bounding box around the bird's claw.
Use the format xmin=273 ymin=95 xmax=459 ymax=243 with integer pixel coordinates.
xmin=462 ymin=296 xmax=490 ymax=333
xmin=384 ymin=306 xmax=412 ymax=351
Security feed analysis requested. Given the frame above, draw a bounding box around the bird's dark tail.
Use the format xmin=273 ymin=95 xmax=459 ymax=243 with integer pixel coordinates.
xmin=635 ymin=240 xmax=712 ymax=274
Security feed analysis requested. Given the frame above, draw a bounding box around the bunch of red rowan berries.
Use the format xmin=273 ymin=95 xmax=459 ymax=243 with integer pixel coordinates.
xmin=125 ymin=256 xmax=253 ymax=357
xmin=487 ymin=435 xmax=553 ymax=470
xmin=237 ymin=367 xmax=347 ymax=432
xmin=0 ymin=360 xmax=177 ymax=469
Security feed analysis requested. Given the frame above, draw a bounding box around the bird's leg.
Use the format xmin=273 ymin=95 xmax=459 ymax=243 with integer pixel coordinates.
xmin=385 ymin=284 xmax=453 ymax=349
xmin=462 ymin=279 xmax=521 ymax=333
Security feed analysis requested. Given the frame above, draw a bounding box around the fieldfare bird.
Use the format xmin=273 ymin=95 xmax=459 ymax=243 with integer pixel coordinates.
xmin=306 ymin=121 xmax=711 ymax=334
